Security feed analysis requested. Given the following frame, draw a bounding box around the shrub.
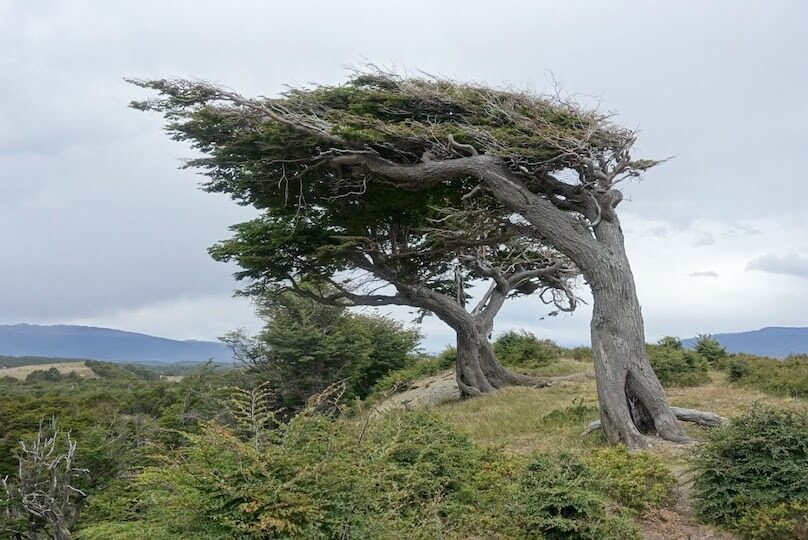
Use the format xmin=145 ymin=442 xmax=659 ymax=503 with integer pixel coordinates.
xmin=78 ymin=406 xmax=510 ymax=539
xmin=694 ymin=334 xmax=728 ymax=366
xmin=647 ymin=345 xmax=709 ymax=386
xmin=657 ymin=336 xmax=683 ymax=349
xmin=727 ymin=356 xmax=753 ymax=382
xmin=583 ymin=446 xmax=676 ymax=512
xmin=566 ymin=346 xmax=593 ymax=362
xmin=726 ymin=353 xmax=808 ymax=398
xmin=692 ymin=406 xmax=808 ymax=535
xmin=226 ymin=291 xmax=421 ymax=409
xmin=513 ymin=454 xmax=640 ymax=539
xmin=494 ymin=331 xmax=562 ymax=368
xmin=539 ymin=398 xmax=599 ymax=429
xmin=736 ymin=501 xmax=808 ymax=540
xmin=25 ymin=367 xmax=65 ymax=383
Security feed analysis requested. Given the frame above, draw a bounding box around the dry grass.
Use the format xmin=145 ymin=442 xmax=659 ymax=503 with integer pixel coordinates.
xmin=433 ymin=363 xmax=805 ymax=458
xmin=434 ymin=360 xmax=602 ymax=456
xmin=420 ymin=361 xmax=804 ymax=539
xmin=0 ymin=361 xmax=96 ymax=380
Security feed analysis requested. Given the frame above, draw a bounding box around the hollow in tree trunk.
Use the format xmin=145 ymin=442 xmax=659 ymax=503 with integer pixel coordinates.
xmin=587 ymin=218 xmax=690 ymax=448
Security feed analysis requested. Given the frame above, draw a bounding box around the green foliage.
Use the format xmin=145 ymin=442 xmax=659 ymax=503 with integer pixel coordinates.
xmin=242 ymin=292 xmax=420 ymax=409
xmin=727 ymin=356 xmax=754 ymax=382
xmin=371 ymin=347 xmax=456 ymax=395
xmin=79 ymin=407 xmax=514 ymax=539
xmin=725 ymin=353 xmax=808 ymax=397
xmin=647 ymin=344 xmax=709 ymax=386
xmin=565 ymin=346 xmax=593 ymax=362
xmin=736 ymin=500 xmax=808 ymax=540
xmin=657 ymin=336 xmax=683 ymax=349
xmin=0 ymin=355 xmax=87 ymax=368
xmin=583 ymin=446 xmax=676 ymax=512
xmin=25 ymin=366 xmax=69 ymax=383
xmin=513 ymin=454 xmax=640 ymax=539
xmin=693 ymin=406 xmax=808 ymax=535
xmin=694 ymin=334 xmax=728 ymax=366
xmin=0 ymin=359 xmax=240 ymax=481
xmin=539 ymin=398 xmax=599 ymax=429
xmin=494 ymin=331 xmax=562 ymax=368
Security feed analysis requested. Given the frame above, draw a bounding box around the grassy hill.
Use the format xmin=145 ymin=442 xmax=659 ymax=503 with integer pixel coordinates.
xmin=372 ymin=356 xmax=805 ymax=539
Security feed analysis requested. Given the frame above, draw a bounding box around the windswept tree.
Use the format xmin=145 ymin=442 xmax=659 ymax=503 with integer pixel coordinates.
xmin=132 ymin=70 xmax=718 ymax=447
xmin=131 ymin=79 xmax=579 ymax=397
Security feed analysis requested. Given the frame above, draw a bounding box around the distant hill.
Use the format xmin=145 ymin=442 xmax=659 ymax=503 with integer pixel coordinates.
xmin=682 ymin=326 xmax=808 ymax=358
xmin=0 ymin=324 xmax=232 ymax=364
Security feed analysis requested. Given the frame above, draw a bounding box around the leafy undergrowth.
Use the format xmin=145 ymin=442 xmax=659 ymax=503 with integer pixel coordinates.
xmin=429 ymin=359 xmax=806 ymax=539
xmin=76 ymin=399 xmax=675 ymax=539
xmin=693 ymin=406 xmax=808 ymax=539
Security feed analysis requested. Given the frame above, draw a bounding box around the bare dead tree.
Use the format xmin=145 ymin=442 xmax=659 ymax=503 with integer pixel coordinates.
xmin=1 ymin=418 xmax=87 ymax=540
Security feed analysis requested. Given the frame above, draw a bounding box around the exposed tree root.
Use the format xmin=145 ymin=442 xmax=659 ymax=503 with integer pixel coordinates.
xmin=582 ymin=407 xmax=729 ymax=437
xmin=506 ymin=370 xmax=594 ymax=388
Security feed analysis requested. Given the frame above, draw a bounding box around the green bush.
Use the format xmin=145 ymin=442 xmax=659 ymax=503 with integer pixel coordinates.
xmin=692 ymin=406 xmax=808 ymax=536
xmin=566 ymin=346 xmax=593 ymax=362
xmin=539 ymin=398 xmax=599 ymax=429
xmin=727 ymin=356 xmax=753 ymax=382
xmin=494 ymin=331 xmax=562 ymax=368
xmin=513 ymin=454 xmax=640 ymax=539
xmin=647 ymin=344 xmax=709 ymax=386
xmin=657 ymin=336 xmax=683 ymax=349
xmin=583 ymin=446 xmax=676 ymax=512
xmin=726 ymin=353 xmax=808 ymax=398
xmin=78 ymin=407 xmax=511 ymax=539
xmin=226 ymin=291 xmax=422 ymax=409
xmin=736 ymin=501 xmax=808 ymax=540
xmin=694 ymin=334 xmax=728 ymax=366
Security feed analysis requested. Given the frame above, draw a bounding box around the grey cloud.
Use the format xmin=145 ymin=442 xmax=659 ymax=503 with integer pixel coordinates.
xmin=726 ymin=224 xmax=763 ymax=237
xmin=746 ymin=254 xmax=808 ymax=279
xmin=689 ymin=271 xmax=719 ymax=278
xmin=1 ymin=1 xmax=807 ymax=340
xmin=692 ymin=232 xmax=716 ymax=247
xmin=646 ymin=226 xmax=670 ymax=238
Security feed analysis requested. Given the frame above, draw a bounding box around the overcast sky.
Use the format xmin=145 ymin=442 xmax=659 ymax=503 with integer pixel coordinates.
xmin=2 ymin=1 xmax=806 ymax=351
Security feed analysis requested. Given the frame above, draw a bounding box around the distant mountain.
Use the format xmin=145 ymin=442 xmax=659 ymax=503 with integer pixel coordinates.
xmin=0 ymin=324 xmax=232 ymax=364
xmin=682 ymin=326 xmax=808 ymax=358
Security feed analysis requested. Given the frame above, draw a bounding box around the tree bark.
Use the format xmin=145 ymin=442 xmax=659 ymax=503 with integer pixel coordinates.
xmin=585 ymin=218 xmax=691 ymax=448
xmin=454 ymin=321 xmax=553 ymax=398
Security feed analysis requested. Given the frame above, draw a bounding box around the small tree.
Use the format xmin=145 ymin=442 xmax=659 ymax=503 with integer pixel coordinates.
xmin=227 ymin=292 xmax=422 ymax=410
xmin=1 ymin=418 xmax=87 ymax=540
xmin=694 ymin=334 xmax=728 ymax=366
xmin=657 ymin=336 xmax=683 ymax=350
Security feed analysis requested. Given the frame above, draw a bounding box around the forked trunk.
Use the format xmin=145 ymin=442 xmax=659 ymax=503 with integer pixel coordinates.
xmin=455 ymin=328 xmax=497 ymax=396
xmin=587 ymin=220 xmax=690 ymax=448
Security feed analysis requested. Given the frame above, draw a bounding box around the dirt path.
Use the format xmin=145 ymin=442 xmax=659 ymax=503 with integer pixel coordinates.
xmin=637 ymin=464 xmax=737 ymax=540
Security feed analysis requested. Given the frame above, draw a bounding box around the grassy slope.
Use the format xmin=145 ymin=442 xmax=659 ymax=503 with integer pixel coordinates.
xmin=432 ymin=359 xmax=802 ymax=457
xmin=426 ymin=359 xmax=804 ymax=539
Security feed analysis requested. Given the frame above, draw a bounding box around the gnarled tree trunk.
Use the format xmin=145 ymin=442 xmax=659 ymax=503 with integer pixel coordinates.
xmin=453 ymin=319 xmax=553 ymax=398
xmin=586 ymin=218 xmax=690 ymax=447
